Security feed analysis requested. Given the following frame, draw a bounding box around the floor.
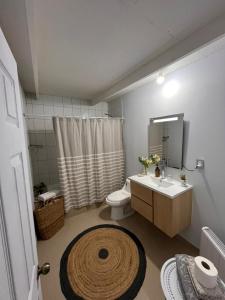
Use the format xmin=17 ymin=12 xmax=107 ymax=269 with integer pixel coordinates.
xmin=38 ymin=204 xmax=198 ymax=300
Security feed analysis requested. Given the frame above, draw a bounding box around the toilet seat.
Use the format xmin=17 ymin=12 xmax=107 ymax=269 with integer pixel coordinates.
xmin=106 ymin=190 xmax=130 ymax=207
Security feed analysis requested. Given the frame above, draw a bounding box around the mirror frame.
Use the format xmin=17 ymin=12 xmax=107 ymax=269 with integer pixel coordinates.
xmin=149 ymin=113 xmax=184 ymax=169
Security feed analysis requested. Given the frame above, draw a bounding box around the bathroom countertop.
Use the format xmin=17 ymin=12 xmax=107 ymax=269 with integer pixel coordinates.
xmin=129 ymin=174 xmax=193 ymax=199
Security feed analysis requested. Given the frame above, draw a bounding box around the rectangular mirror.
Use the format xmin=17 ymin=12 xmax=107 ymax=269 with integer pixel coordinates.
xmin=149 ymin=113 xmax=184 ymax=169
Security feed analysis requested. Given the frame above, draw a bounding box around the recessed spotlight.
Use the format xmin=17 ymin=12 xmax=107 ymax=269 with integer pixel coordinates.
xmin=156 ymin=74 xmax=165 ymax=85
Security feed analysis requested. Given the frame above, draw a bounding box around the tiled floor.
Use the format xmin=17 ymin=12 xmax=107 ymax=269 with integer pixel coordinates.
xmin=38 ymin=204 xmax=198 ymax=300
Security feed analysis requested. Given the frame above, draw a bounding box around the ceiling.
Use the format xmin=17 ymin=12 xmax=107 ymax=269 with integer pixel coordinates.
xmin=1 ymin=0 xmax=225 ymax=101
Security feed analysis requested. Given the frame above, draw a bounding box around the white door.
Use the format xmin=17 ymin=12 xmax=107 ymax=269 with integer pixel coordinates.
xmin=0 ymin=28 xmax=42 ymax=300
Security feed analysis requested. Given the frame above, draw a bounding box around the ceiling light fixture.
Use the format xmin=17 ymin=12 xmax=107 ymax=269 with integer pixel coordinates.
xmin=153 ymin=117 xmax=178 ymax=123
xmin=156 ymin=74 xmax=165 ymax=85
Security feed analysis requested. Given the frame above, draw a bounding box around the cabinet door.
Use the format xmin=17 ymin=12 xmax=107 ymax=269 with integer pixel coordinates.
xmin=153 ymin=191 xmax=192 ymax=237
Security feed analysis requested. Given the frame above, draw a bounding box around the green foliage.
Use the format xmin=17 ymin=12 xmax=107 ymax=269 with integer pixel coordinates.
xmin=138 ymin=154 xmax=161 ymax=169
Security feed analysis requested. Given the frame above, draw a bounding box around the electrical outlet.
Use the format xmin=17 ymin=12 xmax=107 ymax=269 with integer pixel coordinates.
xmin=195 ymin=159 xmax=204 ymax=169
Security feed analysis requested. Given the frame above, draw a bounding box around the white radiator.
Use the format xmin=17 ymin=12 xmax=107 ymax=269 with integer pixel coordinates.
xmin=200 ymin=226 xmax=225 ymax=282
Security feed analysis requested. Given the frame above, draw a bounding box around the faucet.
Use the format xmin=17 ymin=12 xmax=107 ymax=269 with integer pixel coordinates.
xmin=160 ymin=159 xmax=167 ymax=180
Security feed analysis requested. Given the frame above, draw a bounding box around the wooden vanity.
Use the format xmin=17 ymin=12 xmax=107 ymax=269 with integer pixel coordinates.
xmin=130 ymin=177 xmax=192 ymax=237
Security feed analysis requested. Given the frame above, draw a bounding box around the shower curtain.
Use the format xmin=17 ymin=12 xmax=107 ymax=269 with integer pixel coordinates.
xmin=53 ymin=117 xmax=125 ymax=212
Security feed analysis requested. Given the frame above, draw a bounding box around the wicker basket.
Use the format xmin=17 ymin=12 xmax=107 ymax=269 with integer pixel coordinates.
xmin=34 ymin=196 xmax=64 ymax=240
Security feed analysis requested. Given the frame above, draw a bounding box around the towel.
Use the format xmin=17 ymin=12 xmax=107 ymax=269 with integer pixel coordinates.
xmin=176 ymin=254 xmax=199 ymax=300
xmin=187 ymin=258 xmax=225 ymax=300
xmin=38 ymin=190 xmax=60 ymax=202
xmin=176 ymin=254 xmax=225 ymax=300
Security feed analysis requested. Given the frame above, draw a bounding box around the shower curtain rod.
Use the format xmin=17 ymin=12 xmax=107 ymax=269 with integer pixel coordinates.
xmin=23 ymin=114 xmax=124 ymax=120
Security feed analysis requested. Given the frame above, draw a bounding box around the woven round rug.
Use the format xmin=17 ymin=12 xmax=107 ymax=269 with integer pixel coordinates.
xmin=60 ymin=224 xmax=146 ymax=300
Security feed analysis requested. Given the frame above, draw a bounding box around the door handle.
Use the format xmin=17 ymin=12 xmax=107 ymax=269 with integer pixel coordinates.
xmin=37 ymin=263 xmax=50 ymax=278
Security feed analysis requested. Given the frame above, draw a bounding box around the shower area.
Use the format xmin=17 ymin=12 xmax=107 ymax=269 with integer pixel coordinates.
xmin=24 ymin=94 xmax=125 ymax=209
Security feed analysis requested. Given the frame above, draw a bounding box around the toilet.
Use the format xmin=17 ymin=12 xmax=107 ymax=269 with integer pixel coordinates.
xmin=106 ymin=179 xmax=134 ymax=220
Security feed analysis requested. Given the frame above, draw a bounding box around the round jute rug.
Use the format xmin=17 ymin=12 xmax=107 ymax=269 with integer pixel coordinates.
xmin=60 ymin=224 xmax=146 ymax=300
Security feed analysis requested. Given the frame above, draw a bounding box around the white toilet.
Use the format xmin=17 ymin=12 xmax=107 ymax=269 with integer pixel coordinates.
xmin=106 ymin=179 xmax=134 ymax=220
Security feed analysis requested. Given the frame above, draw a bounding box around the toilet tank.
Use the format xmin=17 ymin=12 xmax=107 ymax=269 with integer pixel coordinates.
xmin=122 ymin=179 xmax=130 ymax=194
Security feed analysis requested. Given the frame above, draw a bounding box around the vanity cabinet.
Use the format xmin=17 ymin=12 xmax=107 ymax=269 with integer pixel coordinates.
xmin=130 ymin=180 xmax=192 ymax=238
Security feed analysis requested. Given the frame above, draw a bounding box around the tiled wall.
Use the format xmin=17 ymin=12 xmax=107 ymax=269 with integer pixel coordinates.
xmin=25 ymin=94 xmax=108 ymax=188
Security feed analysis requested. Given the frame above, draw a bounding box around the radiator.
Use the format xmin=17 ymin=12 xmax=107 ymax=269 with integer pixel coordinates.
xmin=200 ymin=226 xmax=225 ymax=282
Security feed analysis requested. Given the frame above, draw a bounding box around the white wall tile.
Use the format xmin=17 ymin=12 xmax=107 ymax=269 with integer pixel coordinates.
xmin=63 ymin=106 xmax=73 ymax=116
xmin=37 ymin=95 xmax=46 ymax=104
xmin=53 ymin=96 xmax=63 ymax=106
xmin=44 ymin=105 xmax=54 ymax=115
xmin=94 ymin=102 xmax=102 ymax=109
xmin=102 ymin=102 xmax=108 ymax=111
xmin=46 ymin=133 xmax=56 ymax=146
xmin=63 ymin=97 xmax=72 ymax=106
xmin=26 ymin=103 xmax=33 ymax=114
xmin=53 ymin=106 xmax=64 ymax=116
xmin=72 ymin=98 xmax=80 ymax=105
xmin=26 ymin=97 xmax=33 ymax=104
xmin=27 ymin=119 xmax=34 ymax=131
xmin=81 ymin=109 xmax=89 ymax=118
xmin=100 ymin=110 xmax=107 ymax=117
xmin=33 ymin=175 xmax=40 ymax=186
xmin=45 ymin=119 xmax=53 ymax=131
xmin=26 ymin=93 xmax=108 ymax=186
xmin=28 ymin=133 xmax=36 ymax=145
xmin=47 ymin=147 xmax=57 ymax=160
xmin=72 ymin=106 xmax=81 ymax=116
xmin=38 ymin=174 xmax=49 ymax=185
xmin=32 ymin=160 xmax=39 ymax=174
xmin=37 ymin=148 xmax=48 ymax=161
xmin=38 ymin=161 xmax=49 ymax=174
xmin=33 ymin=104 xmax=44 ymax=115
xmin=43 ymin=95 xmax=54 ymax=105
xmin=88 ymin=109 xmax=96 ymax=117
xmin=33 ymin=119 xmax=45 ymax=131
xmin=35 ymin=133 xmax=46 ymax=146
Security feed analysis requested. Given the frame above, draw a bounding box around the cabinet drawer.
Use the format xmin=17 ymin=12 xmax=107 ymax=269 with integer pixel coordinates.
xmin=131 ymin=195 xmax=153 ymax=223
xmin=131 ymin=181 xmax=152 ymax=205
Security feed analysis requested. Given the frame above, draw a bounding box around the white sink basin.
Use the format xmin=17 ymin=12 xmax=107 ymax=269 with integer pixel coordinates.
xmin=148 ymin=176 xmax=174 ymax=188
xmin=140 ymin=175 xmax=173 ymax=188
xmin=129 ymin=174 xmax=193 ymax=199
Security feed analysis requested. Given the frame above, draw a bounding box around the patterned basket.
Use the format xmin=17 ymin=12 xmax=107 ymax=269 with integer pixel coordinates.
xmin=34 ymin=196 xmax=64 ymax=240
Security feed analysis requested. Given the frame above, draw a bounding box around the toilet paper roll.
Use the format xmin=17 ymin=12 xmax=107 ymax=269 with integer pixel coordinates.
xmin=194 ymin=256 xmax=218 ymax=289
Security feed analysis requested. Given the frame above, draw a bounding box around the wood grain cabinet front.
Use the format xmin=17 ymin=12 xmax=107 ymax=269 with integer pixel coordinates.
xmin=153 ymin=190 xmax=192 ymax=237
xmin=131 ymin=181 xmax=152 ymax=206
xmin=131 ymin=195 xmax=153 ymax=223
xmin=130 ymin=180 xmax=192 ymax=237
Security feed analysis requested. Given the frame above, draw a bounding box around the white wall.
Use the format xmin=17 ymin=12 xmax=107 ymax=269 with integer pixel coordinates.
xmin=109 ymin=45 xmax=225 ymax=247
xmin=25 ymin=95 xmax=108 ymax=189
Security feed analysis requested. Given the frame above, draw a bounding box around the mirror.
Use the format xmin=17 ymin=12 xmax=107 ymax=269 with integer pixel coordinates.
xmin=149 ymin=113 xmax=184 ymax=169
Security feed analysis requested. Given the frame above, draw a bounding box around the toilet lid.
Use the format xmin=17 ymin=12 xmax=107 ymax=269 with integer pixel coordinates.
xmin=107 ymin=190 xmax=130 ymax=203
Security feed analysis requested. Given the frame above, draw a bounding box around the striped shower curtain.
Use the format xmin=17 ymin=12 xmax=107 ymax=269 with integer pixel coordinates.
xmin=53 ymin=117 xmax=125 ymax=212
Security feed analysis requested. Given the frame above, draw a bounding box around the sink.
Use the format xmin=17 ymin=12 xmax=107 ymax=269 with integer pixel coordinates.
xmin=129 ymin=174 xmax=192 ymax=199
xmin=143 ymin=176 xmax=174 ymax=188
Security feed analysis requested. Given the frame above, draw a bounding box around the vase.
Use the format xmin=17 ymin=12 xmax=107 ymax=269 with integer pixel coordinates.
xmin=155 ymin=165 xmax=160 ymax=177
xmin=143 ymin=166 xmax=148 ymax=175
xmin=181 ymin=179 xmax=187 ymax=187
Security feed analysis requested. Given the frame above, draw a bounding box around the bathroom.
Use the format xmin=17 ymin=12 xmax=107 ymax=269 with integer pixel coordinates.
xmin=1 ymin=1 xmax=225 ymax=300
